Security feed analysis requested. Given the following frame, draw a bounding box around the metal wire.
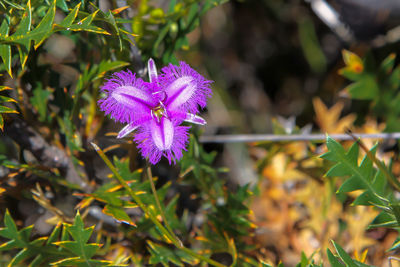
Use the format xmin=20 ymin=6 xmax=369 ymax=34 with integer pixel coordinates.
xmin=199 ymin=132 xmax=400 ymax=143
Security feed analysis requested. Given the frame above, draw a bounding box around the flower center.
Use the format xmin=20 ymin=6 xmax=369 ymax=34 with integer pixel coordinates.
xmin=151 ymin=104 xmax=167 ymax=122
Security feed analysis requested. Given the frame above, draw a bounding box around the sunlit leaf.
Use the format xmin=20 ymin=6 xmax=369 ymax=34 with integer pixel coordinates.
xmin=11 ymin=0 xmax=32 ymax=68
xmin=102 ymin=205 xmax=136 ymax=227
xmin=0 ymin=21 xmax=12 ymax=77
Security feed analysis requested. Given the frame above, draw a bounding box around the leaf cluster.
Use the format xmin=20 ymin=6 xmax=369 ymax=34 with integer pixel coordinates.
xmin=0 ymin=210 xmax=123 ymax=266
xmin=339 ymin=50 xmax=400 ymax=131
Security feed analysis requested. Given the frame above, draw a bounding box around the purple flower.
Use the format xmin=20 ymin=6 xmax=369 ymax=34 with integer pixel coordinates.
xmin=98 ymin=59 xmax=212 ymax=164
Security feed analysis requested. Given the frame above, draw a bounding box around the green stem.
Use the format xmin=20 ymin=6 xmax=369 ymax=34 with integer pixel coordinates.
xmin=91 ymin=142 xmax=227 ymax=267
xmin=182 ymin=247 xmax=227 ymax=267
xmin=145 ymin=161 xmax=183 ymax=247
xmin=91 ymin=142 xmax=176 ymax=245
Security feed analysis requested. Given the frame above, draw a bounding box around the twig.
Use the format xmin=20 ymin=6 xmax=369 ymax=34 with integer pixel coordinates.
xmin=199 ymin=132 xmax=400 ymax=143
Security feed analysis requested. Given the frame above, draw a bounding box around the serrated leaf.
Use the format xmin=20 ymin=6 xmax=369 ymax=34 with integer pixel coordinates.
xmin=0 ymin=210 xmax=73 ymax=265
xmin=0 ymin=210 xmax=25 ymax=244
xmin=55 ymin=241 xmax=99 ymax=259
xmin=58 ymin=3 xmax=82 ymax=28
xmin=12 ymin=0 xmax=32 ymax=68
xmin=53 ymin=212 xmax=102 ymax=261
xmin=322 ymin=137 xmax=384 ymax=206
xmin=31 ymin=0 xmax=56 ymax=49
xmin=67 ymin=213 xmax=92 ymax=243
xmin=67 ymin=11 xmax=110 ymax=35
xmin=47 ymin=223 xmax=62 ymax=245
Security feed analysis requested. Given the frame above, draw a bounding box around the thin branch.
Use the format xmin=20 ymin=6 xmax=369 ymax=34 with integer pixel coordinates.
xmin=199 ymin=132 xmax=400 ymax=143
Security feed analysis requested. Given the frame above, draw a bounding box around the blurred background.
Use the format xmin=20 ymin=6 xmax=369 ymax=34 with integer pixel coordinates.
xmin=181 ymin=0 xmax=400 ymax=265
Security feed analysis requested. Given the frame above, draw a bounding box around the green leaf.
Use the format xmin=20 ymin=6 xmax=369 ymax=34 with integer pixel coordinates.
xmin=327 ymin=248 xmax=345 ymax=267
xmin=67 ymin=10 xmax=110 ymax=35
xmin=1 ymin=0 xmax=24 ymax=9
xmin=56 ymin=0 xmax=69 ymax=12
xmin=0 ymin=115 xmax=4 ymax=131
xmin=30 ymin=84 xmax=52 ymax=122
xmin=11 ymin=0 xmax=32 ymax=68
xmin=0 ymin=86 xmax=13 ymax=91
xmin=0 ymin=20 xmax=12 ymax=77
xmin=389 ymin=237 xmax=400 ymax=251
xmin=0 ymin=105 xmax=18 ymax=114
xmin=53 ymin=212 xmax=102 ymax=261
xmin=103 ymin=205 xmax=136 ymax=226
xmin=100 ymin=9 xmax=123 ymax=50
xmin=298 ymin=18 xmax=327 ymax=73
xmin=31 ymin=0 xmax=56 ymax=49
xmin=332 ymin=241 xmax=358 ymax=267
xmin=389 ymin=66 xmax=400 ymax=89
xmin=380 ymin=53 xmax=396 ymax=74
xmin=58 ymin=3 xmax=82 ymax=28
xmin=321 ymin=137 xmax=385 ymax=206
xmin=0 ymin=210 xmax=66 ymax=265
xmin=147 ymin=240 xmax=184 ymax=267
xmin=50 ymin=257 xmax=115 ymax=266
xmin=369 ymin=211 xmax=398 ymax=229
xmin=0 ymin=95 xmax=17 ymax=103
xmin=96 ymin=60 xmax=130 ymax=80
xmin=345 ymin=76 xmax=379 ymax=100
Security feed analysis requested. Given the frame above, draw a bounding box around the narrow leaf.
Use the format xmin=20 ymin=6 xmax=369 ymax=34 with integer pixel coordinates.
xmin=0 ymin=21 xmax=12 ymax=77
xmin=12 ymin=0 xmax=32 ymax=68
xmin=31 ymin=0 xmax=56 ymax=49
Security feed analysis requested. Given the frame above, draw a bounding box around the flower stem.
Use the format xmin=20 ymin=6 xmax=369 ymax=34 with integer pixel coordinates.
xmin=91 ymin=142 xmax=227 ymax=267
xmin=91 ymin=142 xmax=176 ymax=244
xmin=145 ymin=161 xmax=183 ymax=247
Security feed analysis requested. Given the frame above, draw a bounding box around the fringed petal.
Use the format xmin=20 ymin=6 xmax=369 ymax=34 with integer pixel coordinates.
xmin=134 ymin=117 xmax=190 ymax=164
xmin=98 ymin=70 xmax=155 ymax=124
xmin=160 ymin=61 xmax=212 ymax=114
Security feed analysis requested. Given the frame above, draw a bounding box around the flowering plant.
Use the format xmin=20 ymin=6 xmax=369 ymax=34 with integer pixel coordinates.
xmin=98 ymin=59 xmax=212 ymax=164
